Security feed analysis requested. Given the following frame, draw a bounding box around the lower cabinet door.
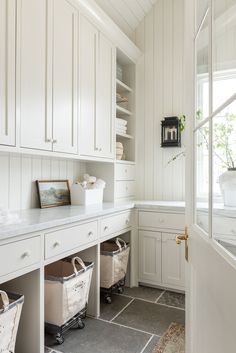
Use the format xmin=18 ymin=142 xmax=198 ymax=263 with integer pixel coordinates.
xmin=162 ymin=233 xmax=185 ymax=288
xmin=139 ymin=230 xmax=162 ymax=284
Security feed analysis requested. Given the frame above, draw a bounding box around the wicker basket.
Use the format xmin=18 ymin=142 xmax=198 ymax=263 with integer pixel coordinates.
xmin=45 ymin=257 xmax=93 ymax=327
xmin=100 ymin=238 xmax=130 ymax=289
xmin=0 ymin=290 xmax=24 ymax=353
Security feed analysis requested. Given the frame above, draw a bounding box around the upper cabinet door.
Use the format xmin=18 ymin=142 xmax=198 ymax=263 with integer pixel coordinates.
xmin=0 ymin=0 xmax=16 ymax=146
xmin=51 ymin=0 xmax=78 ymax=154
xmin=79 ymin=15 xmax=98 ymax=157
xmin=18 ymin=0 xmax=52 ymax=151
xmin=96 ymin=34 xmax=115 ymax=159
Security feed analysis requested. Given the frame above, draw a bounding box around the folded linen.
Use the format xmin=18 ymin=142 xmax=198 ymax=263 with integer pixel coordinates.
xmin=116 ymin=118 xmax=127 ymax=126
xmin=116 ymin=128 xmax=127 ymax=135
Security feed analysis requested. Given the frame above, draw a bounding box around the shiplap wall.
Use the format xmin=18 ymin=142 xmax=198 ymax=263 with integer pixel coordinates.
xmin=135 ymin=0 xmax=185 ymax=201
xmin=0 ymin=153 xmax=85 ymax=210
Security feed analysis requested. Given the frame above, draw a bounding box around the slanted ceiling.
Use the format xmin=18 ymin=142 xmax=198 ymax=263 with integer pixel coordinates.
xmin=94 ymin=0 xmax=157 ymax=41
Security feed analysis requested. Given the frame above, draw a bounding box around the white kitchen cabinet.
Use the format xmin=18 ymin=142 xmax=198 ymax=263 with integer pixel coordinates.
xmin=96 ymin=33 xmax=115 ymax=158
xmin=79 ymin=15 xmax=115 ymax=160
xmin=19 ymin=0 xmax=78 ymax=154
xmin=138 ymin=210 xmax=185 ymax=291
xmin=139 ymin=230 xmax=162 ymax=284
xmin=18 ymin=0 xmax=52 ymax=151
xmin=0 ymin=0 xmax=16 ymax=146
xmin=51 ymin=0 xmax=78 ymax=154
xmin=162 ymin=233 xmax=185 ymax=288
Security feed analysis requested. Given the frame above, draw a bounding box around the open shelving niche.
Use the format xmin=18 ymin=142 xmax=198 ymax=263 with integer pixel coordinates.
xmin=115 ymin=48 xmax=136 ymax=165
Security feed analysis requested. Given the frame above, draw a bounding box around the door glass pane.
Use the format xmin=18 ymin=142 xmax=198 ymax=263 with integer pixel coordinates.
xmin=196 ymin=12 xmax=210 ymax=124
xmin=195 ymin=122 xmax=210 ymax=233
xmin=196 ymin=0 xmax=209 ymax=30
xmin=213 ymin=99 xmax=236 ymax=256
xmin=213 ymin=0 xmax=236 ymax=111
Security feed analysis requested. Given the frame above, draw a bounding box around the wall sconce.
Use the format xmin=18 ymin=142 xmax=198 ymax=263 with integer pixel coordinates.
xmin=161 ymin=116 xmax=181 ymax=148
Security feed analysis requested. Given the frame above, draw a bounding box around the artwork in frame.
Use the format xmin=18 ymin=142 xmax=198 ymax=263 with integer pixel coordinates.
xmin=36 ymin=180 xmax=71 ymax=208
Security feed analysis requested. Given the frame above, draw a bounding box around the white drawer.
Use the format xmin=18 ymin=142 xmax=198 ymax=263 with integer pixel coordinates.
xmin=45 ymin=221 xmax=98 ymax=259
xmin=115 ymin=181 xmax=135 ymax=199
xmin=139 ymin=211 xmax=184 ymax=230
xmin=115 ymin=164 xmax=135 ymax=181
xmin=101 ymin=211 xmax=132 ymax=238
xmin=198 ymin=212 xmax=236 ymax=237
xmin=0 ymin=236 xmax=41 ymax=277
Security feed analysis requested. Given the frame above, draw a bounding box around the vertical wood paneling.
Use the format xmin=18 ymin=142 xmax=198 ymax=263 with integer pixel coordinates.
xmin=135 ymin=0 xmax=185 ymax=201
xmin=0 ymin=153 xmax=83 ymax=210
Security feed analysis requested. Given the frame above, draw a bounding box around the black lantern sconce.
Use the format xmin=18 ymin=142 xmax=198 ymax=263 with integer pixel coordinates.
xmin=161 ymin=116 xmax=181 ymax=148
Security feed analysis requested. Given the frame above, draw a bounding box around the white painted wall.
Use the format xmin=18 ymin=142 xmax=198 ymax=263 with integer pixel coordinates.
xmin=135 ymin=0 xmax=185 ymax=201
xmin=0 ymin=153 xmax=85 ymax=210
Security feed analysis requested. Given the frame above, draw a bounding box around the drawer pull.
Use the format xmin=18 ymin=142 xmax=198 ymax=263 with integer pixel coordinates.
xmin=53 ymin=241 xmax=61 ymax=248
xmin=21 ymin=251 xmax=30 ymax=259
xmin=88 ymin=231 xmax=93 ymax=237
xmin=126 ymin=219 xmax=130 ymax=225
xmin=125 ymin=169 xmax=127 ymax=173
xmin=104 ymin=226 xmax=109 ymax=231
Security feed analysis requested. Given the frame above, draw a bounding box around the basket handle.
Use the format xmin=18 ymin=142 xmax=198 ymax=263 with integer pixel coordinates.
xmin=116 ymin=238 xmax=127 ymax=251
xmin=0 ymin=290 xmax=9 ymax=312
xmin=72 ymin=257 xmax=86 ymax=275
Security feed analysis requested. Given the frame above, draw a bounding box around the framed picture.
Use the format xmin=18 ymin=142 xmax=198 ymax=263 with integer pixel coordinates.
xmin=36 ymin=180 xmax=71 ymax=208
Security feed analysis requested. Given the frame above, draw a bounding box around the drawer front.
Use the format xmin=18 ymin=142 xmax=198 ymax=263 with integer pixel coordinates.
xmin=198 ymin=213 xmax=236 ymax=237
xmin=101 ymin=211 xmax=132 ymax=238
xmin=139 ymin=211 xmax=184 ymax=230
xmin=115 ymin=164 xmax=135 ymax=181
xmin=0 ymin=236 xmax=41 ymax=277
xmin=45 ymin=221 xmax=98 ymax=259
xmin=115 ymin=181 xmax=135 ymax=199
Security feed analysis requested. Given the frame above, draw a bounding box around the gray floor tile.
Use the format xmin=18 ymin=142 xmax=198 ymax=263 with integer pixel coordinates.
xmin=142 ymin=336 xmax=160 ymax=353
xmin=113 ymin=299 xmax=185 ymax=336
xmin=122 ymin=286 xmax=164 ymax=302
xmin=100 ymin=294 xmax=133 ymax=321
xmin=157 ymin=291 xmax=185 ymax=309
xmin=46 ymin=317 xmax=151 ymax=353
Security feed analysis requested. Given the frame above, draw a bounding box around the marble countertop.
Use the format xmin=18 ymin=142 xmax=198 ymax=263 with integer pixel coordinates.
xmin=0 ymin=200 xmax=186 ymax=241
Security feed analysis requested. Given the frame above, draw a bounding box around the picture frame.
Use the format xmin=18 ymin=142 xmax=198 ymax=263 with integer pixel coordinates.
xmin=36 ymin=180 xmax=71 ymax=209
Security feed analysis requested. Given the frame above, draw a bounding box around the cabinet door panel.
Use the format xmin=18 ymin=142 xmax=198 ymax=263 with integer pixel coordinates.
xmin=162 ymin=233 xmax=185 ymax=288
xmin=96 ymin=34 xmax=115 ymax=158
xmin=19 ymin=0 xmax=52 ymax=150
xmin=52 ymin=0 xmax=78 ymax=154
xmin=139 ymin=230 xmax=162 ymax=283
xmin=0 ymin=0 xmax=16 ymax=146
xmin=79 ymin=16 xmax=98 ymax=157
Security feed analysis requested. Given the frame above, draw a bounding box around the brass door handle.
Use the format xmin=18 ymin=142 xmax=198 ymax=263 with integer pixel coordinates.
xmin=175 ymin=227 xmax=189 ymax=261
xmin=176 ymin=234 xmax=189 ymax=245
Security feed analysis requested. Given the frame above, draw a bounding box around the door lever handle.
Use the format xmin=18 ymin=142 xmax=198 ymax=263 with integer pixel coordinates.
xmin=175 ymin=227 xmax=189 ymax=261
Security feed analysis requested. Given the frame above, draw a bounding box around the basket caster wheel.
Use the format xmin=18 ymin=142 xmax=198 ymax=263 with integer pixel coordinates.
xmin=77 ymin=319 xmax=85 ymax=329
xmin=104 ymin=296 xmax=112 ymax=304
xmin=117 ymin=287 xmax=124 ymax=294
xmin=55 ymin=333 xmax=64 ymax=345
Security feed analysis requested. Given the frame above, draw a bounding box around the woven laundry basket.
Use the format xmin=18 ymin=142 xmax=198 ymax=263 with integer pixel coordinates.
xmin=0 ymin=290 xmax=24 ymax=353
xmin=45 ymin=257 xmax=93 ymax=327
xmin=100 ymin=238 xmax=130 ymax=289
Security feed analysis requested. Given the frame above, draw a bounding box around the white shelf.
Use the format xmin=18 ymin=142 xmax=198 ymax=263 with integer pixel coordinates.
xmin=116 ymin=105 xmax=132 ymax=116
xmin=116 ymin=159 xmax=135 ymax=165
xmin=116 ymin=132 xmax=134 ymax=139
xmin=116 ymin=79 xmax=133 ymax=93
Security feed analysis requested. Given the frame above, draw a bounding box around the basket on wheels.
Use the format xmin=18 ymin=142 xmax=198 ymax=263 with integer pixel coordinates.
xmin=100 ymin=238 xmax=130 ymax=303
xmin=45 ymin=257 xmax=94 ymax=344
xmin=0 ymin=290 xmax=24 ymax=353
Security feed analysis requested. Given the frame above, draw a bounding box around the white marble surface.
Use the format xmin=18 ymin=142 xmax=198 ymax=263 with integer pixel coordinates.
xmin=134 ymin=200 xmax=185 ymax=212
xmin=0 ymin=203 xmax=134 ymax=240
xmin=0 ymin=200 xmax=187 ymax=241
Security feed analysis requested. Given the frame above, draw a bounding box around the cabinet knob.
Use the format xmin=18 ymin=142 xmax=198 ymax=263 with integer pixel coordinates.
xmin=104 ymin=226 xmax=109 ymax=231
xmin=21 ymin=251 xmax=30 ymax=259
xmin=125 ymin=169 xmax=127 ymax=173
xmin=99 ymin=148 xmax=102 ymax=152
xmin=53 ymin=241 xmax=60 ymax=248
xmin=52 ymin=139 xmax=57 ymax=143
xmin=88 ymin=231 xmax=93 ymax=237
xmin=126 ymin=219 xmax=130 ymax=225
xmin=45 ymin=138 xmax=52 ymax=143
xmin=95 ymin=147 xmax=99 ymax=151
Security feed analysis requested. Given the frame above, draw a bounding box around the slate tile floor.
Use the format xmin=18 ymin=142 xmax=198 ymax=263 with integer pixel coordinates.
xmin=46 ymin=286 xmax=185 ymax=353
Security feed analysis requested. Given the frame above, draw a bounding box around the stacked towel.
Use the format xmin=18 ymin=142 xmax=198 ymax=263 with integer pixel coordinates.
xmin=116 ymin=118 xmax=127 ymax=134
